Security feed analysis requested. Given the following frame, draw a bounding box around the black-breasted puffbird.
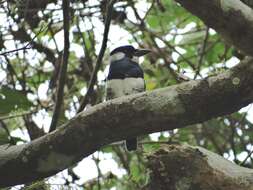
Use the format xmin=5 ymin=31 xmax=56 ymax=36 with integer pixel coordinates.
xmin=106 ymin=45 xmax=150 ymax=151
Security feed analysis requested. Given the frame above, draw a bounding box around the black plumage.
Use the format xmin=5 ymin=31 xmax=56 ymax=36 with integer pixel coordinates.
xmin=107 ymin=57 xmax=144 ymax=80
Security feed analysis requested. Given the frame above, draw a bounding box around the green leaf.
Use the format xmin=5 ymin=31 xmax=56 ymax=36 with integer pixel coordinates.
xmin=0 ymin=86 xmax=33 ymax=115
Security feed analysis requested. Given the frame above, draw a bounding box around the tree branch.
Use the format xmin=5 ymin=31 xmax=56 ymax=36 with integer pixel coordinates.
xmin=49 ymin=0 xmax=70 ymax=132
xmin=194 ymin=27 xmax=209 ymax=79
xmin=1 ymin=57 xmax=253 ymax=187
xmin=0 ymin=25 xmax=46 ymax=56
xmin=175 ymin=0 xmax=253 ymax=56
xmin=143 ymin=144 xmax=253 ymax=190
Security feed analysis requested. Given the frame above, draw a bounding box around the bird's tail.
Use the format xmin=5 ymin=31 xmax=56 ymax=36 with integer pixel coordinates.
xmin=125 ymin=138 xmax=137 ymax=151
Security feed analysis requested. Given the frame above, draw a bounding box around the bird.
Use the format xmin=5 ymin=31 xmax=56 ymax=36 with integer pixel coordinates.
xmin=106 ymin=45 xmax=150 ymax=151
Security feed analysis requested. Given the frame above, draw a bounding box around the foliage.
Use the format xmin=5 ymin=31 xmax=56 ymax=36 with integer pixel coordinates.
xmin=0 ymin=0 xmax=251 ymax=189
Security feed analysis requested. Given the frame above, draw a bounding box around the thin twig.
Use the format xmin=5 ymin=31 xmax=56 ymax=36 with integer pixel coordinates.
xmin=149 ymin=34 xmax=180 ymax=82
xmin=0 ymin=25 xmax=47 ymax=56
xmin=0 ymin=45 xmax=31 ymax=56
xmin=194 ymin=27 xmax=209 ymax=79
xmin=0 ymin=120 xmax=13 ymax=144
xmin=76 ymin=17 xmax=92 ymax=76
xmin=240 ymin=149 xmax=253 ymax=166
xmin=127 ymin=18 xmax=197 ymax=71
xmin=0 ymin=110 xmax=38 ymax=121
xmin=49 ymin=0 xmax=70 ymax=132
xmin=229 ymin=124 xmax=238 ymax=161
xmin=77 ymin=0 xmax=117 ymax=113
xmin=92 ymin=154 xmax=102 ymax=190
xmin=43 ymin=12 xmax=60 ymax=54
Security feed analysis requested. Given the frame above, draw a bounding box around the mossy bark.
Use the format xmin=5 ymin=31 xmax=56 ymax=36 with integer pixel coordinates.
xmin=144 ymin=144 xmax=253 ymax=190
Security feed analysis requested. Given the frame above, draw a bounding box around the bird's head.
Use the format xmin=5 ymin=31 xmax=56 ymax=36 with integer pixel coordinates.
xmin=110 ymin=45 xmax=150 ymax=63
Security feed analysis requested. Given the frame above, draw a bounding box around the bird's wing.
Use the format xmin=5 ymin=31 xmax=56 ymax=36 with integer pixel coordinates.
xmin=124 ymin=66 xmax=144 ymax=78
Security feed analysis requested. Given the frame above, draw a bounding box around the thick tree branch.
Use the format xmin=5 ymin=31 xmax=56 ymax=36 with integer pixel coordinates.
xmin=175 ymin=0 xmax=253 ymax=56
xmin=1 ymin=57 xmax=253 ymax=187
xmin=143 ymin=144 xmax=253 ymax=190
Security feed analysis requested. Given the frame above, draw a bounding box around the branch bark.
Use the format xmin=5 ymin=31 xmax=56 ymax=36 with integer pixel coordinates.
xmin=143 ymin=144 xmax=253 ymax=190
xmin=175 ymin=0 xmax=253 ymax=56
xmin=1 ymin=57 xmax=253 ymax=187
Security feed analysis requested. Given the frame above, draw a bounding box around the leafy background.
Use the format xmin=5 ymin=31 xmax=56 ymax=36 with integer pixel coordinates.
xmin=0 ymin=0 xmax=252 ymax=189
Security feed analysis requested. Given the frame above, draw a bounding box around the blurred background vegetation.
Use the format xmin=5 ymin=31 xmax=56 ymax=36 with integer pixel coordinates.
xmin=0 ymin=0 xmax=252 ymax=189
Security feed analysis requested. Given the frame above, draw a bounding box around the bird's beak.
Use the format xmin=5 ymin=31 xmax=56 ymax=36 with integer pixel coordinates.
xmin=134 ymin=49 xmax=151 ymax=57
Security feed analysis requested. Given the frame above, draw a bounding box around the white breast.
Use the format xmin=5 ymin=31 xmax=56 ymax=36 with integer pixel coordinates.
xmin=106 ymin=78 xmax=145 ymax=99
